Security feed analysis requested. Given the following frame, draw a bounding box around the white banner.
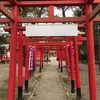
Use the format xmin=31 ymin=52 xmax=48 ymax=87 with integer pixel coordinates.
xmin=26 ymin=24 xmax=78 ymax=36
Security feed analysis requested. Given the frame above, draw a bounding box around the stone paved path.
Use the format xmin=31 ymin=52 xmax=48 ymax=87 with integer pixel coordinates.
xmin=33 ymin=57 xmax=68 ymax=100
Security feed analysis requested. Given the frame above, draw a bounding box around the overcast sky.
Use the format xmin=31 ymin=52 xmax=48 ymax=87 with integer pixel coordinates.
xmin=54 ymin=8 xmax=74 ymax=17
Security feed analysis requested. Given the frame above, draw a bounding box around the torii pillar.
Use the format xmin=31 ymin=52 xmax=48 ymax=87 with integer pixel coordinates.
xmin=85 ymin=4 xmax=97 ymax=100
xmin=39 ymin=46 xmax=42 ymax=72
xmin=8 ymin=6 xmax=18 ymax=100
xmin=25 ymin=43 xmax=29 ymax=93
xmin=34 ymin=45 xmax=37 ymax=71
xmin=73 ymin=37 xmax=81 ymax=100
xmin=17 ymin=30 xmax=23 ymax=100
xmin=69 ymin=41 xmax=75 ymax=93
xmin=58 ymin=50 xmax=61 ymax=69
xmin=65 ymin=45 xmax=69 ymax=72
xmin=60 ymin=48 xmax=63 ymax=72
xmin=42 ymin=48 xmax=44 ymax=69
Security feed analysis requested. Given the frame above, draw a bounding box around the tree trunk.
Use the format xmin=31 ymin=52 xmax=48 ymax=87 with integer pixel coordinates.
xmin=98 ymin=32 xmax=100 ymax=74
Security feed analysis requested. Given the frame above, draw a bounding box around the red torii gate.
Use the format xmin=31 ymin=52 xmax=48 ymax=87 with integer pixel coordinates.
xmin=5 ymin=26 xmax=86 ymax=99
xmin=25 ymin=36 xmax=86 ymax=98
xmin=0 ymin=0 xmax=100 ymax=100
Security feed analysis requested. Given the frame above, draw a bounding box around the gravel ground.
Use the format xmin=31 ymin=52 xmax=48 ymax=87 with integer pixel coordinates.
xmin=32 ymin=59 xmax=68 ymax=100
xmin=0 ymin=58 xmax=100 ymax=100
xmin=0 ymin=64 xmax=9 ymax=100
xmin=60 ymin=62 xmax=100 ymax=100
xmin=80 ymin=63 xmax=100 ymax=100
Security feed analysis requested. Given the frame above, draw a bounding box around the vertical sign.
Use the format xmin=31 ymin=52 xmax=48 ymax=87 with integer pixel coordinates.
xmin=28 ymin=46 xmax=34 ymax=72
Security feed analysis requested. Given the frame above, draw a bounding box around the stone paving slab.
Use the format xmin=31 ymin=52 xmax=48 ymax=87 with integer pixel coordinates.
xmin=32 ymin=58 xmax=68 ymax=100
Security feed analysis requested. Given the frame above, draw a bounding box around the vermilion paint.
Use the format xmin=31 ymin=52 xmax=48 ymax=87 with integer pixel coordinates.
xmin=39 ymin=47 xmax=42 ymax=72
xmin=65 ymin=45 xmax=69 ymax=72
xmin=25 ymin=43 xmax=29 ymax=93
xmin=8 ymin=6 xmax=18 ymax=100
xmin=85 ymin=4 xmax=97 ymax=100
xmin=60 ymin=49 xmax=63 ymax=72
xmin=73 ymin=37 xmax=81 ymax=99
xmin=69 ymin=41 xmax=75 ymax=93
xmin=25 ymin=43 xmax=29 ymax=81
xmin=18 ymin=30 xmax=23 ymax=86
xmin=69 ymin=41 xmax=74 ymax=81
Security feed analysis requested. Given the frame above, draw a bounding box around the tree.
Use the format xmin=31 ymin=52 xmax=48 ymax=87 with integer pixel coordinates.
xmin=73 ymin=6 xmax=100 ymax=73
xmin=73 ymin=8 xmax=82 ymax=17
xmin=0 ymin=35 xmax=6 ymax=55
xmin=55 ymin=6 xmax=70 ymax=17
xmin=94 ymin=22 xmax=100 ymax=74
xmin=20 ymin=7 xmax=48 ymax=18
xmin=55 ymin=6 xmax=71 ymax=24
xmin=72 ymin=7 xmax=88 ymax=62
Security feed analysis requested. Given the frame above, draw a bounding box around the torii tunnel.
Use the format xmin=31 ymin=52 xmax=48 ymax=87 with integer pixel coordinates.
xmin=0 ymin=0 xmax=100 ymax=100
